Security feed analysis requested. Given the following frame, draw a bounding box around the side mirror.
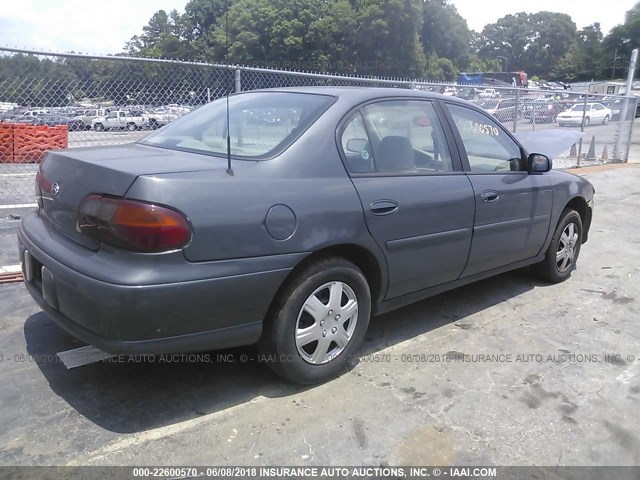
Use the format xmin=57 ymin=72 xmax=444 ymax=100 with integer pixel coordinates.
xmin=528 ymin=153 xmax=552 ymax=173
xmin=346 ymin=138 xmax=368 ymax=153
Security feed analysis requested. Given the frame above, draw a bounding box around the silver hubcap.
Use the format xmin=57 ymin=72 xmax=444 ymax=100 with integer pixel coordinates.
xmin=556 ymin=223 xmax=579 ymax=273
xmin=295 ymin=281 xmax=358 ymax=365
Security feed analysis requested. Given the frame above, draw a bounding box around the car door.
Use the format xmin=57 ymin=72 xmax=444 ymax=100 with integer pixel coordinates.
xmin=592 ymin=104 xmax=606 ymax=123
xmin=104 ymin=112 xmax=117 ymax=128
xmin=443 ymin=102 xmax=553 ymax=277
xmin=339 ymin=99 xmax=475 ymax=299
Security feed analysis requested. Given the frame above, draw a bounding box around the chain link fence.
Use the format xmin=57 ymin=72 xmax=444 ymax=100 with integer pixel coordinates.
xmin=0 ymin=47 xmax=637 ymax=236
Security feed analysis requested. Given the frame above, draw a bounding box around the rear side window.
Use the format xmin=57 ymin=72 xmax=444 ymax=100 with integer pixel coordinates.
xmin=340 ymin=100 xmax=453 ymax=174
xmin=142 ymin=92 xmax=335 ymax=160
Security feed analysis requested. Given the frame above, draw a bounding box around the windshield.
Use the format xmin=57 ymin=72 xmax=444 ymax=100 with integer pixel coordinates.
xmin=141 ymin=92 xmax=335 ymax=159
xmin=569 ymin=105 xmax=587 ymax=112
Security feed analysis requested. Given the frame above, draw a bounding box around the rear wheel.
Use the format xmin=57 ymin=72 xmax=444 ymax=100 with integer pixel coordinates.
xmin=127 ymin=122 xmax=137 ymax=131
xmin=258 ymin=257 xmax=371 ymax=384
xmin=94 ymin=123 xmax=104 ymax=131
xmin=583 ymin=117 xmax=590 ymax=127
xmin=533 ymin=209 xmax=582 ymax=283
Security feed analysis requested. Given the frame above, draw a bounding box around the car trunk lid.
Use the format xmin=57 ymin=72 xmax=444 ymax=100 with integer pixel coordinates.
xmin=37 ymin=143 xmax=232 ymax=250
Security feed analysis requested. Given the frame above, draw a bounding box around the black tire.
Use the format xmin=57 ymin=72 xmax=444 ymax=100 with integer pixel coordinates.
xmin=603 ymin=115 xmax=610 ymax=125
xmin=583 ymin=117 xmax=590 ymax=127
xmin=94 ymin=123 xmax=104 ymax=132
xmin=127 ymin=123 xmax=137 ymax=131
xmin=149 ymin=119 xmax=159 ymax=130
xmin=258 ymin=256 xmax=371 ymax=384
xmin=533 ymin=209 xmax=583 ymax=283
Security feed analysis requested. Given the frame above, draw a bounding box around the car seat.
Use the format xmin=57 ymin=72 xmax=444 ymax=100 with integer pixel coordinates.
xmin=374 ymin=136 xmax=414 ymax=173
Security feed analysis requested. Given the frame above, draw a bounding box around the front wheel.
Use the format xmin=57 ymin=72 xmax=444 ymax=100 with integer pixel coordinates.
xmin=127 ymin=123 xmax=137 ymax=131
xmin=532 ymin=209 xmax=583 ymax=283
xmin=603 ymin=115 xmax=610 ymax=125
xmin=583 ymin=117 xmax=590 ymax=127
xmin=258 ymin=257 xmax=371 ymax=384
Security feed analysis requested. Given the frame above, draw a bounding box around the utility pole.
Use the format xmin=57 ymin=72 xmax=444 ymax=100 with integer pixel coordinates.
xmin=614 ymin=48 xmax=638 ymax=162
xmin=612 ymin=48 xmax=619 ymax=81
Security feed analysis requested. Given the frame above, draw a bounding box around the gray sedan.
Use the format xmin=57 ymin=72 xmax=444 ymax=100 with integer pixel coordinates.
xmin=18 ymin=87 xmax=594 ymax=384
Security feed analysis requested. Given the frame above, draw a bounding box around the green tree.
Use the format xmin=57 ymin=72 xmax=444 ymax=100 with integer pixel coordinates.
xmin=552 ymin=23 xmax=604 ymax=81
xmin=421 ymin=0 xmax=471 ymax=70
xmin=126 ymin=9 xmax=195 ymax=59
xmin=350 ymin=0 xmax=427 ymax=77
xmin=209 ymin=0 xmax=427 ymax=78
xmin=476 ymin=12 xmax=576 ymax=77
xmin=525 ymin=12 xmax=577 ymax=76
xmin=184 ymin=0 xmax=232 ymax=57
xmin=603 ymin=2 xmax=640 ymax=79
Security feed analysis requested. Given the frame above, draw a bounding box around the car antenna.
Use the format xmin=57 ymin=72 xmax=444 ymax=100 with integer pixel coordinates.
xmin=225 ymin=0 xmax=234 ymax=176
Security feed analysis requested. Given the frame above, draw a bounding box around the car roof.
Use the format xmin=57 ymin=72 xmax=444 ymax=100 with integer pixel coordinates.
xmin=249 ymin=86 xmax=468 ymax=105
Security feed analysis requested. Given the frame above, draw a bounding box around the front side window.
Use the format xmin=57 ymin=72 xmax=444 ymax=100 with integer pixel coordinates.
xmin=448 ymin=104 xmax=525 ymax=173
xmin=142 ymin=92 xmax=335 ymax=160
xmin=340 ymin=100 xmax=453 ymax=174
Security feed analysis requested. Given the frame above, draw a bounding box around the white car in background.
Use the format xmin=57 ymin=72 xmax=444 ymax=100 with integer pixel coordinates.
xmin=477 ymin=88 xmax=499 ymax=99
xmin=557 ymin=103 xmax=612 ymax=127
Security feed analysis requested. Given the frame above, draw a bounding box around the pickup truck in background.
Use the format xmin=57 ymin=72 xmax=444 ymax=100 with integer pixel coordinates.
xmin=92 ymin=110 xmax=152 ymax=131
xmin=477 ymin=88 xmax=500 ymax=99
xmin=146 ymin=108 xmax=181 ymax=129
xmin=74 ymin=108 xmax=111 ymax=130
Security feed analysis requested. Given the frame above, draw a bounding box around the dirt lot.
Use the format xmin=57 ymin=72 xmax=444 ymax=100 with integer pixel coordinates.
xmin=0 ymin=165 xmax=638 ymax=471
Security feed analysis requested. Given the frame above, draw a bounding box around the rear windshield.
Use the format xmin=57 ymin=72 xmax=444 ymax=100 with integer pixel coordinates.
xmin=141 ymin=92 xmax=335 ymax=159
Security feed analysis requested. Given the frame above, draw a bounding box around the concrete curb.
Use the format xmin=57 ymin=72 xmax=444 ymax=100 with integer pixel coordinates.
xmin=561 ymin=162 xmax=640 ymax=175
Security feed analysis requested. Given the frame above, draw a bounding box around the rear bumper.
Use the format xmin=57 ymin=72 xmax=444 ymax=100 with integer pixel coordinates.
xmin=18 ymin=213 xmax=301 ymax=354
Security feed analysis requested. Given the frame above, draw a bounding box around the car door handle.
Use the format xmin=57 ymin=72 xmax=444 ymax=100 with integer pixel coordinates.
xmin=480 ymin=190 xmax=500 ymax=203
xmin=370 ymin=200 xmax=398 ymax=216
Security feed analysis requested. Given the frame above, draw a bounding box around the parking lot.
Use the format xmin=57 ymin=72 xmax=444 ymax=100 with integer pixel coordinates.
xmin=0 ymin=114 xmax=628 ymax=211
xmin=0 ymin=163 xmax=638 ymax=469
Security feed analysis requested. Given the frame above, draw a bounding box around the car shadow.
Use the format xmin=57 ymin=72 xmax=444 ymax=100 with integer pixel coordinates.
xmin=24 ymin=267 xmax=548 ymax=434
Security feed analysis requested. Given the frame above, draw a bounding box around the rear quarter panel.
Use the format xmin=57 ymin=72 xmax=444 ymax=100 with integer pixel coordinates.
xmin=124 ymin=108 xmax=386 ymax=268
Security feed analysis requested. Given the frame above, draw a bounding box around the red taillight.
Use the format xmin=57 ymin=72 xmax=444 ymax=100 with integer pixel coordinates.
xmin=78 ymin=195 xmax=191 ymax=253
xmin=36 ymin=170 xmax=52 ymax=193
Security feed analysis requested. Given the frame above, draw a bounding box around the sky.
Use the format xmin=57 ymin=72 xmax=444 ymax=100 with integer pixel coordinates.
xmin=0 ymin=0 xmax=637 ymax=55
